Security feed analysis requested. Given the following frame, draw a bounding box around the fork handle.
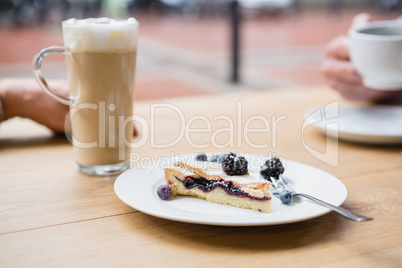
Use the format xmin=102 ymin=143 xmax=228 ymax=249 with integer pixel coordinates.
xmin=294 ymin=193 xmax=372 ymax=222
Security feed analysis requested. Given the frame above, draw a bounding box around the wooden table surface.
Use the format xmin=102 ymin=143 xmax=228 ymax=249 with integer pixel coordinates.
xmin=1 ymin=86 xmax=401 ymax=268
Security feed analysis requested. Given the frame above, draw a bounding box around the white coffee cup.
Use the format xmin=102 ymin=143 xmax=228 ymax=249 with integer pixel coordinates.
xmin=349 ymin=21 xmax=402 ymax=91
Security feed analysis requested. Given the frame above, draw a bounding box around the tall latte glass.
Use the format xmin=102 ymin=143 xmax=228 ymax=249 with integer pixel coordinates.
xmin=33 ymin=18 xmax=138 ymax=176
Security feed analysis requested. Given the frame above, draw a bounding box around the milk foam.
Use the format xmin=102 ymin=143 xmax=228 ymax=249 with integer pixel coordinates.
xmin=62 ymin=18 xmax=138 ymax=52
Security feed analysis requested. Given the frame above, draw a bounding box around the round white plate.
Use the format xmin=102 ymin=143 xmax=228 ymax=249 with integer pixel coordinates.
xmin=304 ymin=105 xmax=402 ymax=144
xmin=114 ymin=154 xmax=347 ymax=226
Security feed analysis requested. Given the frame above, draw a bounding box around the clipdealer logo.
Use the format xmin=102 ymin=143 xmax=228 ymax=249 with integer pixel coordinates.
xmin=65 ymin=101 xmax=288 ymax=151
xmin=302 ymin=101 xmax=339 ymax=167
xmin=64 ymin=100 xmax=340 ymax=167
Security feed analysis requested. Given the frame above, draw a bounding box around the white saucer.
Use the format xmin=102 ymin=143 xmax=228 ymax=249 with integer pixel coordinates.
xmin=304 ymin=105 xmax=402 ymax=144
xmin=114 ymin=154 xmax=347 ymax=226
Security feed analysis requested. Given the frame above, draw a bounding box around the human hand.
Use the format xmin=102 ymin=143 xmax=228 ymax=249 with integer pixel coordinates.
xmin=0 ymin=78 xmax=70 ymax=132
xmin=320 ymin=13 xmax=401 ymax=102
xmin=0 ymin=78 xmax=139 ymax=135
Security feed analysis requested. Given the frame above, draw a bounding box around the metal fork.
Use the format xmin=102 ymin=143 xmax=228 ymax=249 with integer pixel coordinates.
xmin=269 ymin=175 xmax=373 ymax=222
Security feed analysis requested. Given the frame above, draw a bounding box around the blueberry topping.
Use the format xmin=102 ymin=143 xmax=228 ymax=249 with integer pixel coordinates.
xmin=157 ymin=185 xmax=172 ymax=200
xmin=221 ymin=152 xmax=248 ymax=176
xmin=260 ymin=157 xmax=284 ymax=180
xmin=176 ymin=176 xmax=270 ymax=201
xmin=185 ymin=177 xmax=195 ymax=186
xmin=279 ymin=190 xmax=293 ymax=204
xmin=195 ymin=153 xmax=207 ymax=161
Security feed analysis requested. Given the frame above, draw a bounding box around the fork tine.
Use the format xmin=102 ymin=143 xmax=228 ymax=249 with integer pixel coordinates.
xmin=269 ymin=177 xmax=278 ymax=188
xmin=268 ymin=177 xmax=280 ymax=195
xmin=278 ymin=175 xmax=290 ymax=191
xmin=270 ymin=176 xmax=288 ymax=192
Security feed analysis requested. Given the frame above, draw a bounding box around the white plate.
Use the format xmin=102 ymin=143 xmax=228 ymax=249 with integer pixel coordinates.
xmin=304 ymin=105 xmax=402 ymax=144
xmin=114 ymin=154 xmax=347 ymax=226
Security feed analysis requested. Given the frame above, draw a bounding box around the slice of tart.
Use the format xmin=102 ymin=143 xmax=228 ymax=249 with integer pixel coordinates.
xmin=164 ymin=159 xmax=271 ymax=213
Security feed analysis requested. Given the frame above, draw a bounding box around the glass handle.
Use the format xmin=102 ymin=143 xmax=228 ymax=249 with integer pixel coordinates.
xmin=32 ymin=46 xmax=70 ymax=105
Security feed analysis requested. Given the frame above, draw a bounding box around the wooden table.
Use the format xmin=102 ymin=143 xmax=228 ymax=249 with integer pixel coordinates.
xmin=1 ymin=86 xmax=401 ymax=267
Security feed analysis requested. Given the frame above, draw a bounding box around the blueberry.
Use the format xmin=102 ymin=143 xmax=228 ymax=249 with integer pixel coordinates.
xmin=217 ymin=154 xmax=226 ymax=163
xmin=157 ymin=185 xmax=171 ymax=200
xmin=210 ymin=154 xmax=225 ymax=163
xmin=279 ymin=190 xmax=293 ymax=204
xmin=210 ymin=154 xmax=219 ymax=162
xmin=195 ymin=153 xmax=207 ymax=161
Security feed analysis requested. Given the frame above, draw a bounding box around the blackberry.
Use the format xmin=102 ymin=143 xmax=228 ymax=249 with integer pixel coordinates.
xmin=221 ymin=152 xmax=248 ymax=176
xmin=260 ymin=157 xmax=284 ymax=180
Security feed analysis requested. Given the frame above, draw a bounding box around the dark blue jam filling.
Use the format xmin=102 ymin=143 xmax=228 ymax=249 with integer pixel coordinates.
xmin=176 ymin=176 xmax=271 ymax=201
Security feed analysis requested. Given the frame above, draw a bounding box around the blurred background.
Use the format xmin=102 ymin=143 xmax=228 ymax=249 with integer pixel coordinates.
xmin=0 ymin=0 xmax=401 ymax=100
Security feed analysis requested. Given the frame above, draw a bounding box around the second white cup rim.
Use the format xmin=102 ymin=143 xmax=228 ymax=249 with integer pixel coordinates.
xmin=349 ymin=20 xmax=402 ymax=41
